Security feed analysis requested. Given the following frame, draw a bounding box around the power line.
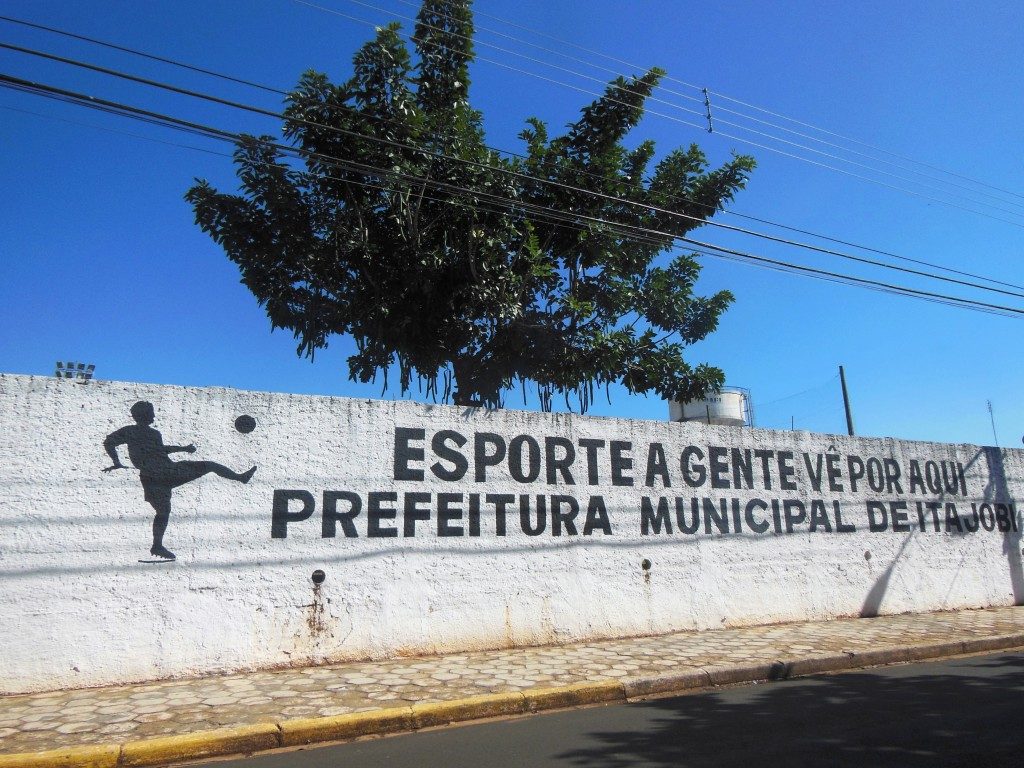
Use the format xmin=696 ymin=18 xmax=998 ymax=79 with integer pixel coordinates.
xmin=3 ymin=72 xmax=1021 ymax=321
xmin=6 ymin=41 xmax=1023 ymax=303
xmin=710 ymin=91 xmax=1024 ymax=202
xmin=705 ymin=112 xmax=1024 ymax=216
xmin=5 ymin=16 xmax=1022 ymax=291
xmin=376 ymin=0 xmax=1023 ymax=203
xmin=0 ymin=14 xmax=285 ymax=96
xmin=288 ymin=1 xmax=1024 ymax=226
xmin=706 ymin=101 xmax=1024 ymax=209
xmin=377 ymin=0 xmax=1024 ymax=212
xmin=0 ymin=102 xmax=229 ymax=155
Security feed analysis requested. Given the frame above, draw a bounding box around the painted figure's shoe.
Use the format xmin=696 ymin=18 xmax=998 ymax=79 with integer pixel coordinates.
xmin=240 ymin=466 xmax=257 ymax=484
xmin=150 ymin=545 xmax=176 ymax=560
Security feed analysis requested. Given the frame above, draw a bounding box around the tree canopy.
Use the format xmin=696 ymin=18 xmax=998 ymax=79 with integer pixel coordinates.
xmin=186 ymin=0 xmax=755 ymax=410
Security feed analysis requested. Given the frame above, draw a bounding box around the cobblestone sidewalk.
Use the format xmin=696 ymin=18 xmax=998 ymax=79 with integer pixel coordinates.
xmin=2 ymin=606 xmax=1023 ymax=761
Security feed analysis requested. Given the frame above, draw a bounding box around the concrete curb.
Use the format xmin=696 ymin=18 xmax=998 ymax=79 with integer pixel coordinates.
xmin=3 ymin=633 xmax=1023 ymax=768
xmin=119 ymin=724 xmax=280 ymax=767
xmin=0 ymin=744 xmax=121 ymax=768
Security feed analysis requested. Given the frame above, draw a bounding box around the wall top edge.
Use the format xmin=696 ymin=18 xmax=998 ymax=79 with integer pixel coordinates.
xmin=0 ymin=371 xmax=1012 ymax=455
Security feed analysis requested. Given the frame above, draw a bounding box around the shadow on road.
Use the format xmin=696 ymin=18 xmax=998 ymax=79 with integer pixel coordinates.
xmin=561 ymin=654 xmax=1024 ymax=768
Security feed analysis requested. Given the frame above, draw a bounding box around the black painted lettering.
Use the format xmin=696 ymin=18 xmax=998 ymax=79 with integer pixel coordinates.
xmin=368 ymin=491 xmax=399 ymax=537
xmin=431 ymin=430 xmax=469 ymax=482
xmin=677 ymin=498 xmax=700 ymax=534
xmin=474 ymin=433 xmax=506 ymax=482
xmin=825 ymin=453 xmax=844 ymax=491
xmin=393 ymin=427 xmax=425 ymax=481
xmin=703 ymin=497 xmax=729 ymax=534
xmin=890 ymin=501 xmax=910 ymax=532
xmin=583 ymin=496 xmax=612 ymax=535
xmin=731 ymin=448 xmax=753 ymax=489
xmin=867 ymin=501 xmax=888 ymax=532
xmin=808 ymin=500 xmax=832 ymax=532
xmin=783 ymin=499 xmax=805 ymax=533
xmin=645 ymin=443 xmax=672 ymax=487
xmin=804 ymin=453 xmax=824 ymax=492
xmin=610 ymin=441 xmax=634 ymax=487
xmin=468 ymin=493 xmax=481 ymax=536
xmin=835 ymin=501 xmax=856 ymax=532
xmin=641 ymin=496 xmax=672 ymax=535
xmin=578 ymin=439 xmax=605 ymax=485
xmin=520 ymin=494 xmax=546 ymax=535
xmin=322 ymin=491 xmax=360 ymax=538
xmin=745 ymin=499 xmax=770 ymax=533
xmin=486 ymin=493 xmax=515 ymax=536
xmin=946 ymin=504 xmax=965 ymax=533
xmin=866 ymin=458 xmax=885 ymax=493
xmin=681 ymin=447 xmax=707 ymax=488
xmin=709 ymin=447 xmax=730 ymax=489
xmin=437 ymin=493 xmax=464 ymax=536
xmin=778 ymin=452 xmax=797 ymax=491
xmin=908 ymin=460 xmax=926 ymax=494
xmin=848 ymin=455 xmax=865 ymax=492
xmin=754 ymin=450 xmax=775 ymax=490
xmin=545 ymin=437 xmax=576 ymax=485
xmin=995 ymin=503 xmax=1012 ymax=532
xmin=403 ymin=492 xmax=432 ymax=537
xmin=978 ymin=503 xmax=996 ymax=531
xmin=271 ymin=489 xmax=314 ymax=538
xmin=508 ymin=436 xmax=542 ymax=483
xmin=939 ymin=462 xmax=958 ymax=496
xmin=962 ymin=504 xmax=979 ymax=533
xmin=551 ymin=495 xmax=579 ymax=536
xmin=883 ymin=459 xmax=903 ymax=494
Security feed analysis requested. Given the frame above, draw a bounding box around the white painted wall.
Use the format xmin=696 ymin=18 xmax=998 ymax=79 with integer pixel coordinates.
xmin=1 ymin=373 xmax=1021 ymax=693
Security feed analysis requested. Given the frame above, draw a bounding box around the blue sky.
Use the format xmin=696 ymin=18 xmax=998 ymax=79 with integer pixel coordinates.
xmin=1 ymin=0 xmax=1022 ymax=446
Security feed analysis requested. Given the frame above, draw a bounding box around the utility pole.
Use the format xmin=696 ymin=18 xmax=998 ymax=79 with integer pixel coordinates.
xmin=839 ymin=365 xmax=855 ymax=436
xmin=987 ymin=400 xmax=999 ymax=447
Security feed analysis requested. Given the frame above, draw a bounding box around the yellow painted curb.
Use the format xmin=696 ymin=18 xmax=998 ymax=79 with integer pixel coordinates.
xmin=0 ymin=744 xmax=119 ymax=768
xmin=279 ymin=706 xmax=415 ymax=747
xmin=411 ymin=692 xmax=528 ymax=729
xmin=119 ymin=723 xmax=280 ymax=767
xmin=523 ymin=680 xmax=626 ymax=712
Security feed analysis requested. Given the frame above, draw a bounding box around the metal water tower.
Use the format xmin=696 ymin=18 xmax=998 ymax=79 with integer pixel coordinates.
xmin=669 ymin=387 xmax=753 ymax=427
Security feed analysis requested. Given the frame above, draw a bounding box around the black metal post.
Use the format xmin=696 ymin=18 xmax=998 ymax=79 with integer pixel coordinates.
xmin=839 ymin=365 xmax=855 ymax=436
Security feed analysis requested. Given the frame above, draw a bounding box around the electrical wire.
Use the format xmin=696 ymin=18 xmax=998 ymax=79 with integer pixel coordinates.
xmin=0 ymin=14 xmax=286 ymax=96
xmin=710 ymin=90 xmax=1024 ymax=202
xmin=752 ymin=375 xmax=839 ymax=410
xmin=4 ymin=41 xmax=1023 ymax=302
xmin=309 ymin=0 xmax=1024 ymax=218
xmin=4 ymin=15 xmax=1022 ymax=291
xmin=3 ymin=72 xmax=1021 ymax=321
xmin=378 ymin=0 xmax=1024 ymax=204
xmin=0 ymin=102 xmax=229 ymax=155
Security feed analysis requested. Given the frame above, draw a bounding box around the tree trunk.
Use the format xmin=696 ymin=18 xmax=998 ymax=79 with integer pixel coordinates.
xmin=451 ymin=358 xmax=482 ymax=407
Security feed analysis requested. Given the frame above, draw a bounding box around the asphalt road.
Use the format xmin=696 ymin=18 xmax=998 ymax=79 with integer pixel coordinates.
xmin=204 ymin=652 xmax=1024 ymax=768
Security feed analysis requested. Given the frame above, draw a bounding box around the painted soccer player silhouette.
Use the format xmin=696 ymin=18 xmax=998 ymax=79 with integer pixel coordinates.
xmin=103 ymin=401 xmax=256 ymax=560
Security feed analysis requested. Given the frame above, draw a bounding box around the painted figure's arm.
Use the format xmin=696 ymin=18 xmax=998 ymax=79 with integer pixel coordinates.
xmin=102 ymin=428 xmax=129 ymax=472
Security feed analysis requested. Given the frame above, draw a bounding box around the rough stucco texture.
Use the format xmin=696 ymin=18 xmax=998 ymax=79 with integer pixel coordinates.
xmin=1 ymin=373 xmax=1022 ymax=693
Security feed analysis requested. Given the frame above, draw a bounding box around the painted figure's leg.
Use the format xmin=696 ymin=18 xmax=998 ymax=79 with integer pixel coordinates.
xmin=149 ymin=498 xmax=175 ymax=560
xmin=188 ymin=461 xmax=256 ymax=484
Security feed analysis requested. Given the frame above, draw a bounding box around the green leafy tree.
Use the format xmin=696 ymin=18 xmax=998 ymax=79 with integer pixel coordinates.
xmin=186 ymin=0 xmax=754 ymax=410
